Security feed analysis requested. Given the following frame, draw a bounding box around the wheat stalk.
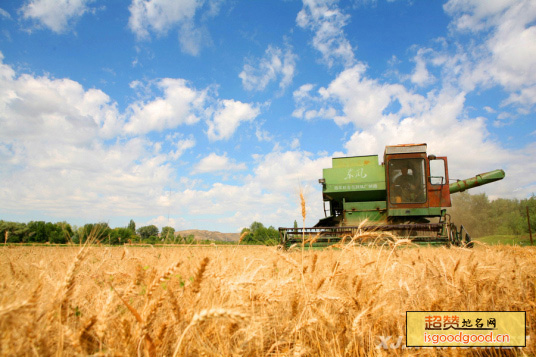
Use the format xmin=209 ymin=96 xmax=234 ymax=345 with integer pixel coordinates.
xmin=58 ymin=247 xmax=88 ymax=323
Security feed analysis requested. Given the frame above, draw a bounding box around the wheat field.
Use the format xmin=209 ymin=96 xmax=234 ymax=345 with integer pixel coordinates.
xmin=0 ymin=242 xmax=534 ymax=356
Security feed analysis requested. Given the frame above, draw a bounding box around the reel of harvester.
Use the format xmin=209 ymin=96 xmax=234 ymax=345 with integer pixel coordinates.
xmin=279 ymin=143 xmax=503 ymax=249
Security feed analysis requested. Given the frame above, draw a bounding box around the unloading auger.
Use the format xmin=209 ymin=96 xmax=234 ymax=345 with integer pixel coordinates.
xmin=279 ymin=144 xmax=505 ymax=248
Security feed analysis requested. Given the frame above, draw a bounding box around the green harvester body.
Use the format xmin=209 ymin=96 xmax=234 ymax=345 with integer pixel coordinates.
xmin=279 ymin=143 xmax=505 ymax=247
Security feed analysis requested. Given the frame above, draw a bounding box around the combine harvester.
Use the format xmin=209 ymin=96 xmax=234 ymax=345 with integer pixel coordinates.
xmin=279 ymin=144 xmax=505 ymax=248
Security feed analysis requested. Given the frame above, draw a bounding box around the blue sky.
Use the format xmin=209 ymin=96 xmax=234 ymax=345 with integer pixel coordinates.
xmin=0 ymin=0 xmax=535 ymax=232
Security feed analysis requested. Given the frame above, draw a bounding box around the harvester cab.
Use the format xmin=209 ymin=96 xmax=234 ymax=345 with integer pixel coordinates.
xmin=279 ymin=143 xmax=505 ymax=248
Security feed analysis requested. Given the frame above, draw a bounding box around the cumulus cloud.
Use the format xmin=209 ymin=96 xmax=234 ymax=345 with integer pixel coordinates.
xmin=441 ymin=0 xmax=536 ymax=104
xmin=0 ymin=64 xmax=121 ymax=143
xmin=255 ymin=125 xmax=273 ymax=142
xmin=125 ymin=78 xmax=207 ymax=135
xmin=177 ymin=20 xmax=207 ymax=56
xmin=239 ymin=45 xmax=297 ymax=92
xmin=173 ymin=149 xmax=331 ymax=229
xmin=0 ymin=53 xmax=182 ymax=222
xmin=20 ymin=0 xmax=93 ymax=33
xmin=145 ymin=215 xmax=180 ymax=230
xmin=444 ymin=0 xmax=519 ymax=33
xmin=125 ymin=79 xmax=260 ymax=141
xmin=294 ymin=64 xmax=428 ymax=127
xmin=169 ymin=136 xmax=195 ymax=160
xmin=128 ymin=0 xmax=219 ymax=55
xmin=128 ymin=0 xmax=200 ymax=38
xmin=206 ymin=99 xmax=260 ymax=141
xmin=296 ymin=0 xmax=355 ymax=68
xmin=410 ymin=48 xmax=436 ymax=87
xmin=191 ymin=152 xmax=246 ymax=174
xmin=502 ymin=86 xmax=536 ymax=109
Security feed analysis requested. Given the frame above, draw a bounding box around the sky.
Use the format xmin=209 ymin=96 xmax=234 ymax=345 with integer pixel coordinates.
xmin=0 ymin=0 xmax=535 ymax=233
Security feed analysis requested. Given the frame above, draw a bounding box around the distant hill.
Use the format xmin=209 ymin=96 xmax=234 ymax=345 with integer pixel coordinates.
xmin=176 ymin=229 xmax=240 ymax=242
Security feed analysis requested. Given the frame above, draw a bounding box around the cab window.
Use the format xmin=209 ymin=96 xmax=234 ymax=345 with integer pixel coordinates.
xmin=388 ymin=158 xmax=427 ymax=204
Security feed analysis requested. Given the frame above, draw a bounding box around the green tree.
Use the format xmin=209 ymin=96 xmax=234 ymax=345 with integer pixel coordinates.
xmin=0 ymin=221 xmax=29 ymax=243
xmin=109 ymin=227 xmax=133 ymax=245
xmin=55 ymin=222 xmax=73 ymax=243
xmin=27 ymin=221 xmax=47 ymax=242
xmin=137 ymin=225 xmax=159 ymax=241
xmin=79 ymin=223 xmax=111 ymax=243
xmin=161 ymin=226 xmax=175 ymax=243
xmin=184 ymin=234 xmax=195 ymax=244
xmin=128 ymin=219 xmax=136 ymax=234
xmin=46 ymin=222 xmax=66 ymax=244
xmin=240 ymin=222 xmax=279 ymax=245
xmin=449 ymin=192 xmax=536 ymax=237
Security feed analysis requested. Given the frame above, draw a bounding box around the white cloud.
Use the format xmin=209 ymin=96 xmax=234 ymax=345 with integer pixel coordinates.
xmin=502 ymin=86 xmax=536 ymax=109
xmin=169 ymin=136 xmax=195 ymax=160
xmin=0 ymin=8 xmax=12 ymax=19
xmin=145 ymin=215 xmax=179 ymax=230
xmin=173 ymin=149 xmax=331 ymax=229
xmin=442 ymin=0 xmax=536 ymax=102
xmin=125 ymin=79 xmax=260 ymax=141
xmin=0 ymin=71 xmax=121 ymax=142
xmin=239 ymin=45 xmax=297 ymax=92
xmin=191 ymin=153 xmax=246 ymax=174
xmin=0 ymin=54 xmax=182 ymax=222
xmin=128 ymin=0 xmax=200 ymax=38
xmin=296 ymin=0 xmax=355 ymax=68
xmin=294 ymin=63 xmax=429 ymax=127
xmin=20 ymin=0 xmax=92 ymax=33
xmin=250 ymin=149 xmax=330 ymax=195
xmin=483 ymin=105 xmax=496 ymax=113
xmin=410 ymin=48 xmax=436 ymax=87
xmin=255 ymin=126 xmax=273 ymax=142
xmin=128 ymin=0 xmax=215 ymax=55
xmin=178 ymin=21 xmax=207 ymax=56
xmin=206 ymin=99 xmax=260 ymax=141
xmin=125 ymin=78 xmax=207 ymax=135
xmin=292 ymin=83 xmax=315 ymax=118
xmin=444 ymin=0 xmax=519 ymax=33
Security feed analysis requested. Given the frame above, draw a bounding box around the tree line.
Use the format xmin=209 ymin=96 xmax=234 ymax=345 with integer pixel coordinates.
xmin=449 ymin=192 xmax=535 ymax=238
xmin=0 ymin=219 xmax=281 ymax=245
xmin=239 ymin=221 xmax=280 ymax=245
xmin=0 ymin=219 xmax=198 ymax=245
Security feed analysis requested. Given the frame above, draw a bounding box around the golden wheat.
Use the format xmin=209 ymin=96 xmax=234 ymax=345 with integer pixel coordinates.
xmin=0 ymin=244 xmax=534 ymax=356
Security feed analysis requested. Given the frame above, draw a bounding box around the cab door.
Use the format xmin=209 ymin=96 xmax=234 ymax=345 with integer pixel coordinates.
xmin=427 ymin=157 xmax=451 ymax=208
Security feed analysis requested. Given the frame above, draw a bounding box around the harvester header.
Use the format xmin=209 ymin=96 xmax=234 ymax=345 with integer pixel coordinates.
xmin=279 ymin=143 xmax=505 ymax=247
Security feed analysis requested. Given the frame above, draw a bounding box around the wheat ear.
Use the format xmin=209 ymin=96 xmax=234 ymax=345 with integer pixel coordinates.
xmin=147 ymin=260 xmax=181 ymax=301
xmin=59 ymin=247 xmax=87 ymax=322
xmin=191 ymin=257 xmax=209 ymax=294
